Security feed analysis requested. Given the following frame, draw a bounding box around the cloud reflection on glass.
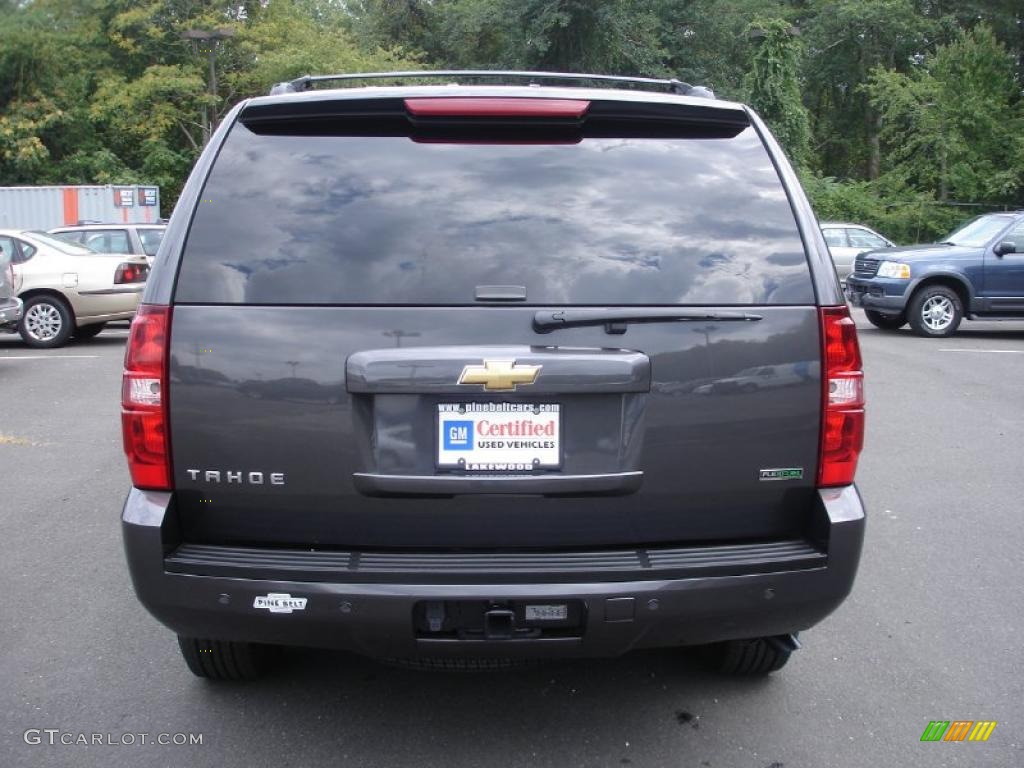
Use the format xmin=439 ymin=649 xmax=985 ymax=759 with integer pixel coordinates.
xmin=177 ymin=124 xmax=813 ymax=306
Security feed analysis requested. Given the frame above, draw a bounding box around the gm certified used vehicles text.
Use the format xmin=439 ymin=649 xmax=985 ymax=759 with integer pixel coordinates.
xmin=846 ymin=211 xmax=1024 ymax=336
xmin=0 ymin=229 xmax=148 ymax=347
xmin=121 ymin=71 xmax=866 ymax=680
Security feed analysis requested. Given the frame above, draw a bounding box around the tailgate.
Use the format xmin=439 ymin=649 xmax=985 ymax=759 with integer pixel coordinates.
xmin=166 ymin=91 xmax=822 ymax=550
xmin=168 ymin=304 xmax=821 ymax=548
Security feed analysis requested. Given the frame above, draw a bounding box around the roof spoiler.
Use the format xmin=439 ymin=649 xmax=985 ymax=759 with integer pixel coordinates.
xmin=268 ymin=70 xmax=715 ymax=99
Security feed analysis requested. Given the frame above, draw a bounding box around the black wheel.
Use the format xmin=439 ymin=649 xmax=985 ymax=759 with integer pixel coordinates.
xmin=907 ymin=284 xmax=963 ymax=337
xmin=705 ymin=636 xmax=794 ymax=675
xmin=74 ymin=322 xmax=107 ymax=340
xmin=177 ymin=636 xmax=274 ymax=680
xmin=864 ymin=309 xmax=906 ymax=331
xmin=18 ymin=294 xmax=74 ymax=348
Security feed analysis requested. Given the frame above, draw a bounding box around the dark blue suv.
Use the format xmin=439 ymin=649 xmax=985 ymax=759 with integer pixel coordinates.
xmin=846 ymin=211 xmax=1024 ymax=337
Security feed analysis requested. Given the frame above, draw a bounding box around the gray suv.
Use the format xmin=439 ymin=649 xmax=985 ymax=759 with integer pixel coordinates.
xmin=120 ymin=71 xmax=866 ymax=680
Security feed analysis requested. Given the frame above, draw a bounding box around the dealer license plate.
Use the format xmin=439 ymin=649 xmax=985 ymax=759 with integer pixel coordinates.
xmin=524 ymin=604 xmax=569 ymax=621
xmin=437 ymin=403 xmax=561 ymax=471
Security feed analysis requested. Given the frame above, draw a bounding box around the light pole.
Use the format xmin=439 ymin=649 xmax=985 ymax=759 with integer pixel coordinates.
xmin=383 ymin=330 xmax=421 ymax=348
xmin=181 ymin=28 xmax=235 ymax=145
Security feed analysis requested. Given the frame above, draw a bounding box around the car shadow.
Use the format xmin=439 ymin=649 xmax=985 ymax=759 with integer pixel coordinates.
xmin=184 ymin=645 xmax=779 ymax=763
xmin=857 ymin=326 xmax=1024 ymax=341
xmin=71 ymin=335 xmax=129 ymax=347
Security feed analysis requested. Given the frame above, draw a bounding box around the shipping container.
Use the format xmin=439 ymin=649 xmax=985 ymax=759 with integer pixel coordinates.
xmin=0 ymin=185 xmax=162 ymax=230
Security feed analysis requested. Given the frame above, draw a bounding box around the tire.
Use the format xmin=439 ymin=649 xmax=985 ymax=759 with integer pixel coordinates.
xmin=864 ymin=309 xmax=906 ymax=330
xmin=18 ymin=295 xmax=74 ymax=348
xmin=907 ymin=284 xmax=963 ymax=338
xmin=177 ymin=636 xmax=274 ymax=681
xmin=706 ymin=636 xmax=793 ymax=675
xmin=74 ymin=322 xmax=107 ymax=340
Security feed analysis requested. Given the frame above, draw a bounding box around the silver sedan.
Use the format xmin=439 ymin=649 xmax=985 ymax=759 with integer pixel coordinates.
xmin=820 ymin=221 xmax=895 ymax=282
xmin=0 ymin=229 xmax=149 ymax=348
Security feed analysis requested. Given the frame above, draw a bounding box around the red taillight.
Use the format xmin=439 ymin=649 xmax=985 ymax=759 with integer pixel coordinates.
xmin=404 ymin=97 xmax=590 ymax=119
xmin=121 ymin=305 xmax=171 ymax=490
xmin=115 ymin=263 xmax=148 ymax=284
xmin=818 ymin=306 xmax=865 ymax=487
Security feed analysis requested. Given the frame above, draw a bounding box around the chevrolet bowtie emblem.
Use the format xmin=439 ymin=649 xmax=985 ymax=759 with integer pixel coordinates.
xmin=458 ymin=359 xmax=542 ymax=391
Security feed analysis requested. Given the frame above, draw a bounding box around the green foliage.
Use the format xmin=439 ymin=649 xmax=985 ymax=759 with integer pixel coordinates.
xmin=799 ymin=0 xmax=937 ymax=179
xmin=801 ymin=173 xmax=970 ymax=244
xmin=231 ymin=0 xmax=418 ymax=95
xmin=744 ymin=18 xmax=811 ymax=168
xmin=1 ymin=0 xmax=1023 ymax=219
xmin=653 ymin=0 xmax=789 ymax=99
xmin=360 ymin=0 xmax=669 ymax=75
xmin=866 ymin=24 xmax=1023 ymax=205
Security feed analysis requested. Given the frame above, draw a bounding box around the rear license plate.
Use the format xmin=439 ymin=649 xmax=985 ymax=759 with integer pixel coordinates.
xmin=524 ymin=604 xmax=569 ymax=621
xmin=437 ymin=403 xmax=560 ymax=471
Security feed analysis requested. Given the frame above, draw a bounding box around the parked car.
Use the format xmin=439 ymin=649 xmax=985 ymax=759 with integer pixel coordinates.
xmin=0 ymin=229 xmax=148 ymax=347
xmin=846 ymin=211 xmax=1024 ymax=336
xmin=694 ymin=361 xmax=818 ymax=395
xmin=0 ymin=241 xmax=23 ymax=329
xmin=121 ymin=70 xmax=866 ymax=681
xmin=820 ymin=221 xmax=895 ymax=281
xmin=49 ymin=223 xmax=166 ymax=265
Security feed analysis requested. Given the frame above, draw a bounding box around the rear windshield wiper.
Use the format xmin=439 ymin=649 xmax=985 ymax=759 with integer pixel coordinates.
xmin=534 ymin=308 xmax=762 ymax=334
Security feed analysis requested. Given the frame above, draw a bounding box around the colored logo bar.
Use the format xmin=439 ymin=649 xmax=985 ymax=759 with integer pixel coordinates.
xmin=921 ymin=721 xmax=996 ymax=742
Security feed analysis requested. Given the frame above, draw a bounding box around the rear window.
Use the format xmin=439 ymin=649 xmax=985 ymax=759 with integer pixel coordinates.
xmin=176 ymin=116 xmax=813 ymax=305
xmin=138 ymin=228 xmax=164 ymax=256
xmin=83 ymin=229 xmax=131 ymax=254
xmin=27 ymin=231 xmax=96 ymax=256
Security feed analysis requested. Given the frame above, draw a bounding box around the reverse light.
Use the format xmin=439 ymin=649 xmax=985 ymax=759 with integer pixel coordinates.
xmin=877 ymin=261 xmax=911 ymax=279
xmin=818 ymin=306 xmax=865 ymax=487
xmin=121 ymin=305 xmax=172 ymax=490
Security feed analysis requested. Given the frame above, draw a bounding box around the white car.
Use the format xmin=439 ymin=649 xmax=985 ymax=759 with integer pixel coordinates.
xmin=0 ymin=229 xmax=149 ymax=348
xmin=820 ymin=221 xmax=895 ymax=281
xmin=49 ymin=223 xmax=166 ymax=266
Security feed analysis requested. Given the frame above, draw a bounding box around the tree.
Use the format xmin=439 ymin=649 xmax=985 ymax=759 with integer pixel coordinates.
xmin=352 ymin=0 xmax=670 ymax=76
xmin=800 ymin=0 xmax=937 ymax=180
xmin=745 ymin=18 xmax=811 ymax=167
xmin=651 ymin=0 xmax=789 ymax=98
xmin=3 ymin=0 xmax=1023 ymax=214
xmin=866 ymin=24 xmax=1023 ymax=204
xmin=0 ymin=0 xmax=417 ymax=204
xmin=230 ymin=0 xmax=418 ymax=97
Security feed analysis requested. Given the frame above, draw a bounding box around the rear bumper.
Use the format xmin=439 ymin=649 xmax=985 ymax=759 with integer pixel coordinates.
xmin=122 ymin=486 xmax=865 ymax=658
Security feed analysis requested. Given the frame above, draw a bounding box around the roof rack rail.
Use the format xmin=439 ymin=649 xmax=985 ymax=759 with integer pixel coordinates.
xmin=268 ymin=70 xmax=715 ymax=99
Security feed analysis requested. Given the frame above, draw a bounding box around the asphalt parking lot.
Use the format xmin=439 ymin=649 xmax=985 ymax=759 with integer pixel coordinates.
xmin=1 ymin=313 xmax=1022 ymax=768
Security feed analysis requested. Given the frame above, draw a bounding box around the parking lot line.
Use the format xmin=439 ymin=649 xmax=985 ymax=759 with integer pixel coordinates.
xmin=0 ymin=355 xmax=100 ymax=360
xmin=937 ymin=348 xmax=1024 ymax=354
